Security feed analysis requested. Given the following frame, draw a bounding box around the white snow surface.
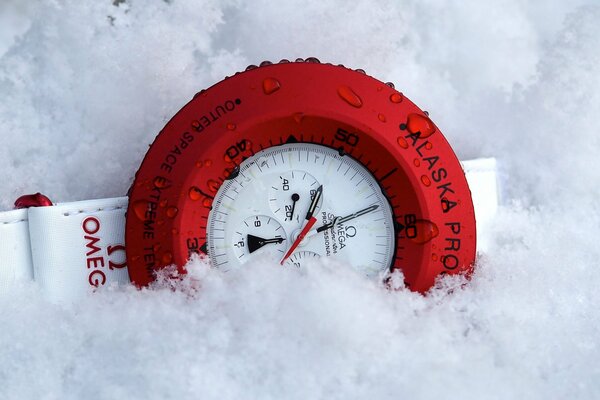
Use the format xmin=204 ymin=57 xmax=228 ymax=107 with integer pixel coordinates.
xmin=1 ymin=1 xmax=600 ymax=399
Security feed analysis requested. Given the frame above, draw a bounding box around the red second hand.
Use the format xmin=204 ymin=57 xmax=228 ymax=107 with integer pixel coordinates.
xmin=280 ymin=216 xmax=317 ymax=265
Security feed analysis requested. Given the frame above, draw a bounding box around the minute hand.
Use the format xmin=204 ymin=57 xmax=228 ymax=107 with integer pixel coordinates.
xmin=307 ymin=204 xmax=380 ymax=238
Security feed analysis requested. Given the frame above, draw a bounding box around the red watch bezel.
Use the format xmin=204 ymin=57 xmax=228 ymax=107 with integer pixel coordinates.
xmin=126 ymin=61 xmax=476 ymax=292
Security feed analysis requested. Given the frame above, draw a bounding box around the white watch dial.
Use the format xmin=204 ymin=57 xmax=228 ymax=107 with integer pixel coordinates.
xmin=207 ymin=143 xmax=395 ymax=277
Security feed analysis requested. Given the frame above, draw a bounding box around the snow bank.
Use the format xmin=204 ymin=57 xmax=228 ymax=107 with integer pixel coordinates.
xmin=1 ymin=1 xmax=599 ymax=399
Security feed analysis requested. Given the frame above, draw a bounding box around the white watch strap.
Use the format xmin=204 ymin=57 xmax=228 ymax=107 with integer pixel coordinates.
xmin=0 ymin=209 xmax=33 ymax=291
xmin=461 ymin=158 xmax=498 ymax=252
xmin=0 ymin=158 xmax=499 ymax=299
xmin=28 ymin=197 xmax=130 ymax=301
xmin=0 ymin=197 xmax=130 ymax=301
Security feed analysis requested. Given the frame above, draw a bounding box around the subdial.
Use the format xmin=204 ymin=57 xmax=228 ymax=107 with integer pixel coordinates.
xmin=232 ymin=215 xmax=287 ymax=262
xmin=268 ymin=170 xmax=321 ymax=224
xmin=284 ymin=251 xmax=321 ymax=268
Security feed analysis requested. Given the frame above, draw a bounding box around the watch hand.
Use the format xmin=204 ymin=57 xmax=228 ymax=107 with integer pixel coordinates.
xmin=306 ymin=204 xmax=380 ymax=238
xmin=280 ymin=185 xmax=323 ymax=264
xmin=279 ymin=217 xmax=316 ymax=264
xmin=288 ymin=193 xmax=300 ymax=221
xmin=247 ymin=234 xmax=285 ymax=254
xmin=305 ymin=185 xmax=322 ymax=220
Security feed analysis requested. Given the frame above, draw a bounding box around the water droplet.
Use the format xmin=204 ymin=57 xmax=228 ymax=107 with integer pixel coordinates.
xmin=262 ymin=77 xmax=281 ymax=95
xmin=245 ymin=64 xmax=258 ymax=71
xmin=406 ymin=113 xmax=436 ymax=138
xmin=305 ymin=57 xmax=320 ymax=63
xmin=355 ymin=68 xmax=366 ymax=74
xmin=432 ymin=253 xmax=438 ymax=261
xmin=226 ymin=122 xmax=236 ymax=131
xmin=193 ymin=90 xmax=206 ymax=99
xmin=225 ymin=166 xmax=240 ymax=180
xmin=207 ymin=179 xmax=220 ymax=193
xmin=410 ymin=220 xmax=439 ymax=245
xmin=153 ymin=243 xmax=161 ymax=253
xmin=425 ymin=142 xmax=433 ymax=150
xmin=202 ymin=198 xmax=213 ymax=208
xmin=279 ymin=59 xmax=290 ymax=63
xmin=132 ymin=200 xmax=150 ymax=221
xmin=14 ymin=193 xmax=53 ymax=209
xmin=195 ymin=161 xmax=203 ymax=168
xmin=260 ymin=60 xmax=273 ymax=67
xmin=378 ymin=113 xmax=387 ymax=122
xmin=159 ymin=199 xmax=168 ymax=208
xmin=293 ymin=112 xmax=304 ymax=124
xmin=389 ymin=92 xmax=403 ymax=103
xmin=166 ymin=206 xmax=178 ymax=218
xmin=295 ymin=58 xmax=305 ymax=62
xmin=189 ymin=186 xmax=202 ymax=201
xmin=397 ymin=137 xmax=409 ymax=149
xmin=162 ymin=252 xmax=173 ymax=264
xmin=171 ymin=228 xmax=179 ymax=235
xmin=420 ymin=175 xmax=431 ymax=187
xmin=385 ymin=82 xmax=395 ymax=89
xmin=337 ymin=85 xmax=363 ymax=108
xmin=204 ymin=160 xmax=212 ymax=167
xmin=153 ymin=176 xmax=170 ymax=189
xmin=413 ymin=159 xmax=421 ymax=167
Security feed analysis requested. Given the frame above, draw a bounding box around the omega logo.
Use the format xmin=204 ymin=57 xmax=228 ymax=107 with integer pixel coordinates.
xmin=82 ymin=216 xmax=126 ymax=287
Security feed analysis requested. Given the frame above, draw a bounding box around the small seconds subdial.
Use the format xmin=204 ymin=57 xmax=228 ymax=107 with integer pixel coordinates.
xmin=268 ymin=170 xmax=321 ymax=224
xmin=232 ymin=215 xmax=286 ymax=262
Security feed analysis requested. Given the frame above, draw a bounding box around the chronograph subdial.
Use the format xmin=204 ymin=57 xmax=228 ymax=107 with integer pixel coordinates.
xmin=268 ymin=170 xmax=322 ymax=225
xmin=232 ymin=215 xmax=287 ymax=262
xmin=284 ymin=251 xmax=320 ymax=269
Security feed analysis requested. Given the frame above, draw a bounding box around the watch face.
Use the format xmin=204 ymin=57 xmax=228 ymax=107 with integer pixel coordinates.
xmin=126 ymin=59 xmax=476 ymax=292
xmin=207 ymin=143 xmax=395 ymax=276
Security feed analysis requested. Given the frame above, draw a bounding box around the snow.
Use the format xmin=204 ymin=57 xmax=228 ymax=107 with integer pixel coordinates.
xmin=1 ymin=1 xmax=600 ymax=399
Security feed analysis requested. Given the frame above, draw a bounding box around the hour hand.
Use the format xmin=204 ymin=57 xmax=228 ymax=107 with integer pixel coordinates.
xmin=247 ymin=234 xmax=285 ymax=253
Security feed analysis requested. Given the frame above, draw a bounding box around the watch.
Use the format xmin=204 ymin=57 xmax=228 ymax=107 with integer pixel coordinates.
xmin=0 ymin=58 xmax=498 ymax=301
